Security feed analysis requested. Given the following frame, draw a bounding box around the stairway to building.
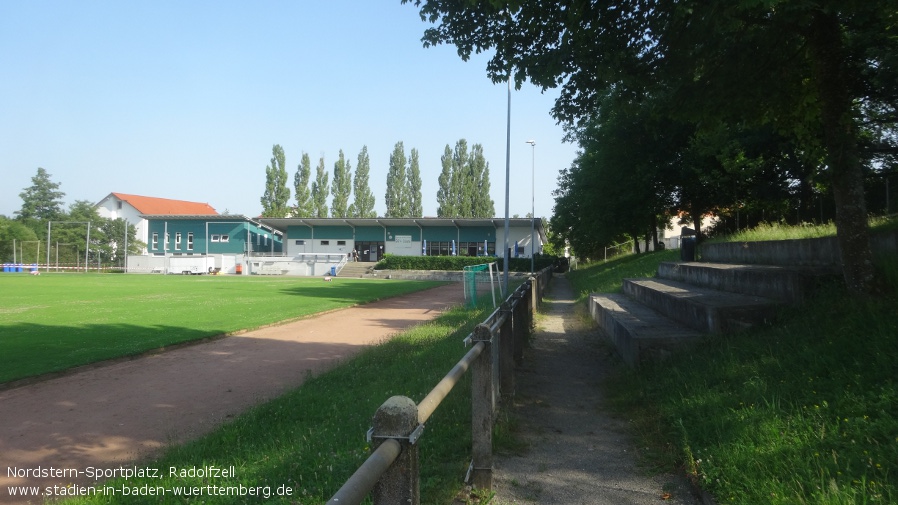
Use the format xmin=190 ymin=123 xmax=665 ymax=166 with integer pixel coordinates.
xmin=589 ymin=240 xmax=845 ymax=367
xmin=337 ymin=261 xmax=377 ymax=278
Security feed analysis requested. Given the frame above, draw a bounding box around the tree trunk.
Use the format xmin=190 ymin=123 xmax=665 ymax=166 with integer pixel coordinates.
xmin=808 ymin=10 xmax=875 ymax=294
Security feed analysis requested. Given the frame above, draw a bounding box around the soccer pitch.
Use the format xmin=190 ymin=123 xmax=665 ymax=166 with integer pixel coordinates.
xmin=0 ymin=274 xmax=444 ymax=384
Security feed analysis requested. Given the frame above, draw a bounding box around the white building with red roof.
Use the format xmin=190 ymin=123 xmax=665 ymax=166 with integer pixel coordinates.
xmin=95 ymin=192 xmax=218 ymax=253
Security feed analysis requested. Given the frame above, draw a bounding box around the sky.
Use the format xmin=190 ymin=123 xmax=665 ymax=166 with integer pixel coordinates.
xmin=0 ymin=1 xmax=578 ymax=221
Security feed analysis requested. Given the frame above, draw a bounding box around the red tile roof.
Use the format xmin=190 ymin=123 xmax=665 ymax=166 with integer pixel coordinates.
xmin=111 ymin=193 xmax=218 ymax=215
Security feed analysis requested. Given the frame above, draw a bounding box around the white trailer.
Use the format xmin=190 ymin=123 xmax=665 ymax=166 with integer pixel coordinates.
xmin=168 ymin=256 xmax=216 ymax=275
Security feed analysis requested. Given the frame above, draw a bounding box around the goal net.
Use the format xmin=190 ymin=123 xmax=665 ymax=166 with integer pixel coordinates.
xmin=463 ymin=262 xmax=500 ymax=308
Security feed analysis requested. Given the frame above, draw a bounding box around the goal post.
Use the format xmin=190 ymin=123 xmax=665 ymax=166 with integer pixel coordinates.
xmin=463 ymin=262 xmax=500 ymax=308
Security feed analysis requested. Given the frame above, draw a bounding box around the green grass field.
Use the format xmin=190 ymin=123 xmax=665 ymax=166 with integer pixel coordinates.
xmin=0 ymin=274 xmax=444 ymax=384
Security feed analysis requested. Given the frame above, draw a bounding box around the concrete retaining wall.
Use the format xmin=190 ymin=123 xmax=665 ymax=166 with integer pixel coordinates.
xmin=701 ymin=229 xmax=898 ymax=266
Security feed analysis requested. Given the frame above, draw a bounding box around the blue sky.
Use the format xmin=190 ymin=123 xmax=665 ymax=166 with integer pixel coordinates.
xmin=1 ymin=1 xmax=577 ymax=220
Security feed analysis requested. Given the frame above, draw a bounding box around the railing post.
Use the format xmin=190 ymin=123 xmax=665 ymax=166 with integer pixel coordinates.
xmin=530 ymin=275 xmax=538 ymax=313
xmin=499 ymin=301 xmax=515 ymax=398
xmin=372 ymin=396 xmax=420 ymax=505
xmin=512 ymin=292 xmax=526 ymax=365
xmin=471 ymin=323 xmax=493 ymax=490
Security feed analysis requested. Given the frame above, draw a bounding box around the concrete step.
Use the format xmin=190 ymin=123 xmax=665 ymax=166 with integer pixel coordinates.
xmin=622 ymin=277 xmax=781 ymax=333
xmin=657 ymin=261 xmax=840 ymax=303
xmin=337 ymin=262 xmax=377 ymax=277
xmin=589 ymin=293 xmax=704 ymax=367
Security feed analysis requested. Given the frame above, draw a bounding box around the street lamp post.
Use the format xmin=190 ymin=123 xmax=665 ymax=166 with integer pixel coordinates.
xmin=526 ymin=140 xmax=535 ymax=273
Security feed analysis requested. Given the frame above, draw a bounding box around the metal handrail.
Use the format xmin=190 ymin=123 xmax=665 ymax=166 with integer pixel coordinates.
xmin=328 ymin=439 xmax=401 ymax=504
xmin=418 ymin=341 xmax=485 ymax=424
xmin=326 ymin=267 xmax=553 ymax=505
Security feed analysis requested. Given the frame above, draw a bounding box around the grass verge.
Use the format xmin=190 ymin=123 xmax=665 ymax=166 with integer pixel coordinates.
xmin=568 ymin=242 xmax=897 ymax=504
xmin=0 ymin=274 xmax=444 ymax=384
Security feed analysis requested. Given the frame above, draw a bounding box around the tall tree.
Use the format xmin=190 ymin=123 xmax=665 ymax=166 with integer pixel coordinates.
xmin=349 ymin=146 xmax=377 ymax=218
xmin=406 ymin=0 xmax=897 ymax=293
xmin=17 ymin=167 xmax=65 ymax=226
xmin=311 ymin=155 xmax=330 ymax=218
xmin=385 ymin=141 xmax=409 ymax=217
xmin=435 ymin=139 xmax=494 ymax=218
xmin=437 ymin=145 xmax=455 ymax=217
xmin=260 ymin=144 xmax=290 ymax=217
xmin=293 ymin=152 xmax=314 ymax=217
xmin=331 ymin=149 xmax=353 ymax=218
xmin=407 ymin=148 xmax=423 ymax=217
xmin=468 ymin=143 xmax=495 ymax=217
xmin=451 ymin=139 xmax=470 ymax=217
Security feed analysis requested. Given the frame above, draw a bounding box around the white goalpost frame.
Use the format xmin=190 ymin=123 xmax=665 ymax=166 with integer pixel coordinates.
xmin=463 ymin=261 xmax=500 ymax=309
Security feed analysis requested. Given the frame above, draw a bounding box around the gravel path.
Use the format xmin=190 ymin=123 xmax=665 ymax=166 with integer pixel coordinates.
xmin=491 ymin=275 xmax=700 ymax=505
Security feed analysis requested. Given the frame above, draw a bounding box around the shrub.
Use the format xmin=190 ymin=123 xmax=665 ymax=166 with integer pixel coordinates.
xmin=374 ymin=254 xmax=560 ymax=273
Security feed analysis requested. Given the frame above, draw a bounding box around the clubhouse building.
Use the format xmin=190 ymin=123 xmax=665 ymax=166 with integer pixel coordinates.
xmin=128 ymin=214 xmax=545 ymax=276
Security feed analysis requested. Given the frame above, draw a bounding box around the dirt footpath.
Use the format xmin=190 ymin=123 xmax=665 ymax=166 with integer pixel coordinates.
xmin=0 ymin=282 xmax=464 ymax=504
xmin=491 ymin=275 xmax=700 ymax=505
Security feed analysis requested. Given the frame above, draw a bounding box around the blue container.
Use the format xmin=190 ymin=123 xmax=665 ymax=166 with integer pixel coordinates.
xmin=31 ymin=263 xmax=38 ymax=273
xmin=330 ymin=266 xmax=336 ymax=276
xmin=16 ymin=264 xmax=23 ymax=273
xmin=2 ymin=264 xmax=7 ymax=273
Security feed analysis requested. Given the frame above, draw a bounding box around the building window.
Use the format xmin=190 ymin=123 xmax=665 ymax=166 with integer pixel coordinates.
xmin=295 ymin=240 xmax=305 ymax=245
xmin=152 ymin=233 xmax=158 ymax=250
xmin=220 ymin=235 xmax=230 ymax=243
xmin=187 ymin=232 xmax=194 ymax=250
xmin=337 ymin=240 xmax=346 ymax=246
xmin=211 ymin=234 xmax=220 ymax=243
xmin=117 ymin=201 xmax=123 ymax=210
xmin=175 ymin=232 xmax=182 ymax=250
xmin=320 ymin=240 xmax=330 ymax=246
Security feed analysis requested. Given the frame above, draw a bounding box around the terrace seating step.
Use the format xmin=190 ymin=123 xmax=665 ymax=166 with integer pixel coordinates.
xmin=589 ymin=292 xmax=704 ymax=367
xmin=656 ymin=261 xmax=839 ymax=304
xmin=622 ymin=277 xmax=780 ymax=334
xmin=337 ymin=261 xmax=377 ymax=278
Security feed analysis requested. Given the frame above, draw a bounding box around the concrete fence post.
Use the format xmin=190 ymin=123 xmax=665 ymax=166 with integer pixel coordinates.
xmin=530 ymin=276 xmax=538 ymax=313
xmin=471 ymin=323 xmax=494 ymax=490
xmin=499 ymin=301 xmax=515 ymax=398
xmin=513 ymin=292 xmax=526 ymax=365
xmin=372 ymin=396 xmax=420 ymax=505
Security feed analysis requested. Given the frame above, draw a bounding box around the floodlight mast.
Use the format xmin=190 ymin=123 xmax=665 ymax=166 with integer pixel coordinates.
xmin=503 ymin=73 xmax=512 ymax=296
xmin=526 ymin=140 xmax=535 ymax=274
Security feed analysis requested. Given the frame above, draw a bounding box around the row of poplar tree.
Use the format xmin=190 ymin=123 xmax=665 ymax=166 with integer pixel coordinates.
xmin=260 ymin=139 xmax=495 ymax=219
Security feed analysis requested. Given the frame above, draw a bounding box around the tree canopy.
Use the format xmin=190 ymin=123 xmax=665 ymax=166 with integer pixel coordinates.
xmin=349 ymin=146 xmax=377 ymax=218
xmin=408 ymin=148 xmax=423 ymax=217
xmin=331 ymin=149 xmax=353 ymax=218
xmin=436 ymin=139 xmax=494 ymax=218
xmin=17 ymin=167 xmax=65 ymax=223
xmin=406 ymin=0 xmax=898 ymax=293
xmin=311 ymin=156 xmax=330 ymax=218
xmin=293 ymin=152 xmax=314 ymax=217
xmin=260 ymin=144 xmax=290 ymax=218
xmin=385 ymin=141 xmax=410 ymax=217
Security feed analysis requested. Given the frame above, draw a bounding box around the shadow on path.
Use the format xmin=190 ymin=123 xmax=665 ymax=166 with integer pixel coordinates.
xmin=491 ymin=275 xmax=699 ymax=505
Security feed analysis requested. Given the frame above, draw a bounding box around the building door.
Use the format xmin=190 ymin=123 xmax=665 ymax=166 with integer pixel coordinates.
xmin=356 ymin=241 xmax=385 ymax=262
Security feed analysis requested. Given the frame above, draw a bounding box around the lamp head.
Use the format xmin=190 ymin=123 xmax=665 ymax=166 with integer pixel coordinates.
xmin=526 ymin=140 xmax=535 ymax=146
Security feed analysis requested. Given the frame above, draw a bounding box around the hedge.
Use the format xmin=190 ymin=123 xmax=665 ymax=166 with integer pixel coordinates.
xmin=374 ymin=254 xmax=560 ymax=272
